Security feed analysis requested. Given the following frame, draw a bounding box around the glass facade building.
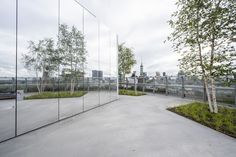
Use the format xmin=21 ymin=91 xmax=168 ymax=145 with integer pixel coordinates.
xmin=0 ymin=0 xmax=118 ymax=142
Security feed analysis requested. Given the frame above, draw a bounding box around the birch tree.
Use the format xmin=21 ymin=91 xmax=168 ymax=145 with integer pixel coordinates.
xmin=58 ymin=24 xmax=87 ymax=94
xmin=118 ymin=43 xmax=136 ymax=82
xmin=22 ymin=38 xmax=58 ymax=93
xmin=168 ymin=0 xmax=236 ymax=113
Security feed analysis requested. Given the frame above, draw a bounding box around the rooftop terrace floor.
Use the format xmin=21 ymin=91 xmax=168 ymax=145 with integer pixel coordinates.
xmin=0 ymin=94 xmax=235 ymax=157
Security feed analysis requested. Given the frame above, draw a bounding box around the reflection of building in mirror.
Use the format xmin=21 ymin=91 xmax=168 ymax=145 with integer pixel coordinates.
xmin=92 ymin=70 xmax=103 ymax=79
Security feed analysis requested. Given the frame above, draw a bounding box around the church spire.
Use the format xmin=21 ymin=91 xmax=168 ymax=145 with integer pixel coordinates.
xmin=140 ymin=59 xmax=143 ymax=77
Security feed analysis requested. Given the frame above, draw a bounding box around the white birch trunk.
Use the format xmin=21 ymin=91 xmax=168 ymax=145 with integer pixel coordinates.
xmin=70 ymin=79 xmax=75 ymax=94
xmin=211 ymin=78 xmax=218 ymax=113
xmin=134 ymin=77 xmax=137 ymax=95
xmin=204 ymin=77 xmax=214 ymax=113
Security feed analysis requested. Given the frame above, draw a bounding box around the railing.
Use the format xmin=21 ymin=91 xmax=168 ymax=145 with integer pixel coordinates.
xmin=119 ymin=76 xmax=236 ymax=106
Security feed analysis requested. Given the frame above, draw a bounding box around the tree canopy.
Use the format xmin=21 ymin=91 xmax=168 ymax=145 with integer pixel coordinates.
xmin=22 ymin=24 xmax=87 ymax=94
xmin=58 ymin=24 xmax=87 ymax=94
xmin=118 ymin=43 xmax=136 ymax=80
xmin=22 ymin=38 xmax=58 ymax=92
xmin=168 ymin=0 xmax=236 ymax=113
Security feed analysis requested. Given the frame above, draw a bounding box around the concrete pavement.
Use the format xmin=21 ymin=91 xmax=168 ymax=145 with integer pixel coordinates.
xmin=0 ymin=94 xmax=235 ymax=157
xmin=0 ymin=91 xmax=117 ymax=141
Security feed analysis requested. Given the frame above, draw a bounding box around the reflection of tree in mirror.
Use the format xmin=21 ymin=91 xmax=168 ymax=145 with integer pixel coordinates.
xmin=22 ymin=38 xmax=58 ymax=93
xmin=118 ymin=43 xmax=136 ymax=82
xmin=22 ymin=24 xmax=87 ymax=95
xmin=58 ymin=24 xmax=87 ymax=94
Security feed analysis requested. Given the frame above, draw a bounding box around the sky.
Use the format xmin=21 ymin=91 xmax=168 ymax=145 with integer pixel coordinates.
xmin=0 ymin=0 xmax=180 ymax=78
xmin=79 ymin=0 xmax=180 ymax=76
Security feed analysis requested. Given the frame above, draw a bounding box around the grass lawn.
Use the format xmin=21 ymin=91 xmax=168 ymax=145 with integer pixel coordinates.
xmin=167 ymin=102 xmax=236 ymax=138
xmin=24 ymin=91 xmax=87 ymax=100
xmin=218 ymin=99 xmax=235 ymax=105
xmin=119 ymin=89 xmax=146 ymax=96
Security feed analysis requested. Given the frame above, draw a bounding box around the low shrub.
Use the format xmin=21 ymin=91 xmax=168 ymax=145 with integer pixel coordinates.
xmin=168 ymin=102 xmax=236 ymax=138
xmin=119 ymin=89 xmax=146 ymax=96
xmin=24 ymin=91 xmax=87 ymax=100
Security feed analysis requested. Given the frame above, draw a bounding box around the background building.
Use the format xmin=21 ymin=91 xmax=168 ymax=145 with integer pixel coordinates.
xmin=92 ymin=70 xmax=103 ymax=79
xmin=138 ymin=62 xmax=148 ymax=83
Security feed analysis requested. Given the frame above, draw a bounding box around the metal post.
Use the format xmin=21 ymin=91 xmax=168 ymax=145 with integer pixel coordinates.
xmin=109 ymin=77 xmax=111 ymax=91
xmin=153 ymin=78 xmax=155 ymax=93
xmin=165 ymin=76 xmax=168 ymax=95
xmin=12 ymin=77 xmax=15 ymax=92
xmin=142 ymin=77 xmax=145 ymax=92
xmin=15 ymin=0 xmax=18 ymax=137
xmin=57 ymin=76 xmax=60 ymax=120
xmin=58 ymin=0 xmax=61 ymax=120
xmin=181 ymin=76 xmax=185 ymax=98
xmin=234 ymin=82 xmax=236 ymax=106
xmin=87 ymin=77 xmax=89 ymax=92
xmin=25 ymin=78 xmax=28 ymax=92
xmin=203 ymin=78 xmax=207 ymax=102
xmin=126 ymin=77 xmax=128 ymax=89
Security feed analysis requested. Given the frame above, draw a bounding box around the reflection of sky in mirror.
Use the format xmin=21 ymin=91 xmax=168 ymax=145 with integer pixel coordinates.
xmin=0 ymin=0 xmax=118 ymax=78
xmin=17 ymin=0 xmax=58 ymax=77
xmin=99 ymin=23 xmax=111 ymax=77
xmin=110 ymin=33 xmax=118 ymax=77
xmin=0 ymin=0 xmax=16 ymax=77
xmin=60 ymin=0 xmax=83 ymax=31
xmin=84 ymin=9 xmax=99 ymax=77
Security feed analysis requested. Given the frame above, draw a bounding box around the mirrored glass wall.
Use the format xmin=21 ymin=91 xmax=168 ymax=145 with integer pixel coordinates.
xmin=0 ymin=0 xmax=118 ymax=142
xmin=0 ymin=0 xmax=16 ymax=142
